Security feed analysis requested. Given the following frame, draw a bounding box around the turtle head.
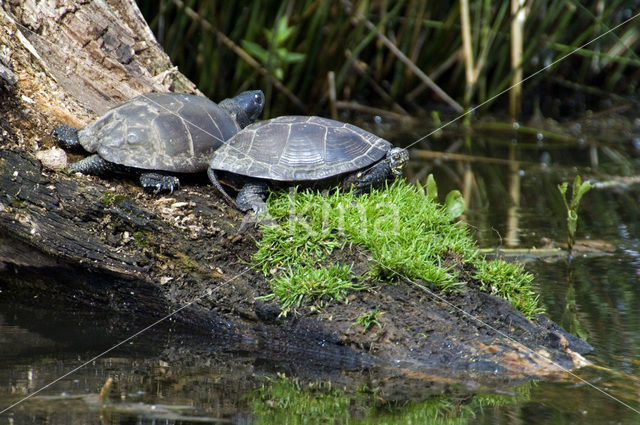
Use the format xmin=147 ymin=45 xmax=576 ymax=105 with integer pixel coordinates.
xmin=219 ymin=90 xmax=265 ymax=129
xmin=386 ymin=147 xmax=409 ymax=177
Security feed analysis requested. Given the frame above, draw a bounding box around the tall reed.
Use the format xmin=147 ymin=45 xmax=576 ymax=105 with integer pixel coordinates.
xmin=138 ymin=0 xmax=640 ymax=119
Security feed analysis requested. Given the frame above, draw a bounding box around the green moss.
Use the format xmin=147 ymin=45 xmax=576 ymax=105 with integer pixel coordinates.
xmin=268 ymin=263 xmax=363 ymax=311
xmin=132 ymin=231 xmax=148 ymax=248
xmin=9 ymin=196 xmax=25 ymax=209
xmin=474 ymin=259 xmax=543 ymax=317
xmin=101 ymin=191 xmax=127 ymax=205
xmin=253 ymin=180 xmax=542 ymax=317
xmin=355 ymin=309 xmax=382 ymax=330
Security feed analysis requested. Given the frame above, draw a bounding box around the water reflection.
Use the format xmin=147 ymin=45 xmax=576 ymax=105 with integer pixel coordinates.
xmin=2 ymin=125 xmax=640 ymax=423
xmin=0 ymin=303 xmax=534 ymax=424
xmin=401 ymin=124 xmax=640 ymax=424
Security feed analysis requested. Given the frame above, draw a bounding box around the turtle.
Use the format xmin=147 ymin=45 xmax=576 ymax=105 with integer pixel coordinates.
xmin=207 ymin=115 xmax=409 ymax=213
xmin=52 ymin=90 xmax=265 ymax=193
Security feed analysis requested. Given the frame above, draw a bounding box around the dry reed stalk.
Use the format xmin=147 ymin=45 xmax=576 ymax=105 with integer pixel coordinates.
xmin=406 ymin=0 xmax=427 ymax=78
xmin=335 ymin=100 xmax=417 ymax=122
xmin=405 ymin=48 xmax=462 ymax=101
xmin=462 ymin=165 xmax=474 ymax=210
xmin=509 ymin=0 xmax=527 ymax=120
xmin=382 ymin=0 xmax=411 ymax=77
xmin=328 ymin=71 xmax=338 ymax=119
xmin=99 ymin=377 xmax=113 ymax=403
xmin=412 ymin=149 xmax=536 ymax=166
xmin=171 ymin=0 xmax=306 ymax=111
xmin=505 ymin=145 xmax=521 ymax=247
xmin=345 ymin=50 xmax=408 ymax=113
xmin=374 ymin=0 xmax=388 ymax=81
xmin=344 ymin=0 xmax=464 ymax=112
xmin=459 ymin=0 xmax=475 ymax=104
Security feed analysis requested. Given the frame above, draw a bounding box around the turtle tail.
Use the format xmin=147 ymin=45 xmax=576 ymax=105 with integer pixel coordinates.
xmin=207 ymin=168 xmax=239 ymax=209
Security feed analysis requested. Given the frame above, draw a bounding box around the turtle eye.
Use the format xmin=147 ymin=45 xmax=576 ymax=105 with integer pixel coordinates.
xmin=254 ymin=94 xmax=263 ymax=104
xmin=393 ymin=154 xmax=399 ymax=160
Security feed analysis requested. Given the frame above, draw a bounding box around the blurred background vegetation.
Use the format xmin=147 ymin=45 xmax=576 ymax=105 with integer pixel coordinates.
xmin=137 ymin=0 xmax=640 ymax=121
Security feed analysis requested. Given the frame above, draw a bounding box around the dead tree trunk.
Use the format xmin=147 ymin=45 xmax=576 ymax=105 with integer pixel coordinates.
xmin=0 ymin=0 xmax=591 ymax=384
xmin=0 ymin=0 xmax=267 ymax=350
xmin=0 ymin=0 xmax=229 ymax=318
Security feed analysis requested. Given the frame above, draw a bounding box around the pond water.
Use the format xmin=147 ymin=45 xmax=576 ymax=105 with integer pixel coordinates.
xmin=1 ymin=117 xmax=640 ymax=424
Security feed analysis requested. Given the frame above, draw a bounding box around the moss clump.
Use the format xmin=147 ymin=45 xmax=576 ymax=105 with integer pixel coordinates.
xmin=253 ymin=180 xmax=542 ymax=317
xmin=474 ymin=259 xmax=541 ymax=317
xmin=132 ymin=231 xmax=148 ymax=248
xmin=268 ymin=264 xmax=362 ymax=311
xmin=356 ymin=310 xmax=382 ymax=330
xmin=101 ymin=191 xmax=127 ymax=205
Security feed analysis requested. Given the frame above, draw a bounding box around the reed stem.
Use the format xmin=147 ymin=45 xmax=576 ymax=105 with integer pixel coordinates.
xmin=509 ymin=0 xmax=527 ymax=120
xmin=460 ymin=0 xmax=475 ymax=106
xmin=328 ymin=71 xmax=338 ymax=120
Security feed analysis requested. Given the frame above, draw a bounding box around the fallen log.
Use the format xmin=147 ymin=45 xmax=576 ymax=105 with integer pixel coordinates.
xmin=0 ymin=0 xmax=591 ymax=391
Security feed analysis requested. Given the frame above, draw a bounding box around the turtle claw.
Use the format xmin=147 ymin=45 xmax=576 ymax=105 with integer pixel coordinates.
xmin=236 ymin=182 xmax=268 ymax=213
xmin=140 ymin=173 xmax=181 ymax=194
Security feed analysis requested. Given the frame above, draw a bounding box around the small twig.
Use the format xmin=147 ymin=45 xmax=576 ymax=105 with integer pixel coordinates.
xmin=564 ymin=103 xmax=633 ymax=126
xmin=471 ymin=121 xmax=577 ymax=143
xmin=335 ymin=100 xmax=416 ymax=122
xmin=342 ymin=0 xmax=463 ymax=113
xmin=410 ymin=139 xmax=463 ymax=183
xmin=345 ymin=49 xmax=408 ymax=114
xmin=98 ymin=377 xmax=113 ymax=403
xmin=411 ymin=149 xmax=536 ymax=166
xmin=171 ymin=0 xmax=306 ymax=112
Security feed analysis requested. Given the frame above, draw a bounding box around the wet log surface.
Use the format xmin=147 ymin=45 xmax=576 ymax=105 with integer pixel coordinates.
xmin=0 ymin=147 xmax=592 ymax=384
xmin=0 ymin=0 xmax=592 ymax=391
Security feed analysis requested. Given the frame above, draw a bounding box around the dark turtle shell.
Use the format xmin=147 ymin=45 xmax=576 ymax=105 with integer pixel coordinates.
xmin=208 ymin=116 xmax=392 ymax=181
xmin=78 ymin=93 xmax=239 ymax=173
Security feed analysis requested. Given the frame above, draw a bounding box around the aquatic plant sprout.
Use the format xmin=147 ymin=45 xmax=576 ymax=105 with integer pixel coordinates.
xmin=558 ymin=175 xmax=592 ymax=254
xmin=356 ymin=309 xmax=383 ymax=330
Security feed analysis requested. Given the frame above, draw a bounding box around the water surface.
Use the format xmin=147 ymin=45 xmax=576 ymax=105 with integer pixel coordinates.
xmin=2 ymin=118 xmax=640 ymax=424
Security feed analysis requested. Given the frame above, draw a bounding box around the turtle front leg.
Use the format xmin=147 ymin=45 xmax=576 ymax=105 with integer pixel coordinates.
xmin=343 ymin=148 xmax=409 ymax=194
xmin=236 ymin=182 xmax=269 ymax=213
xmin=52 ymin=124 xmax=82 ymax=151
xmin=342 ymin=161 xmax=392 ymax=195
xmin=69 ymin=154 xmax=118 ymax=175
xmin=139 ymin=173 xmax=181 ymax=194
